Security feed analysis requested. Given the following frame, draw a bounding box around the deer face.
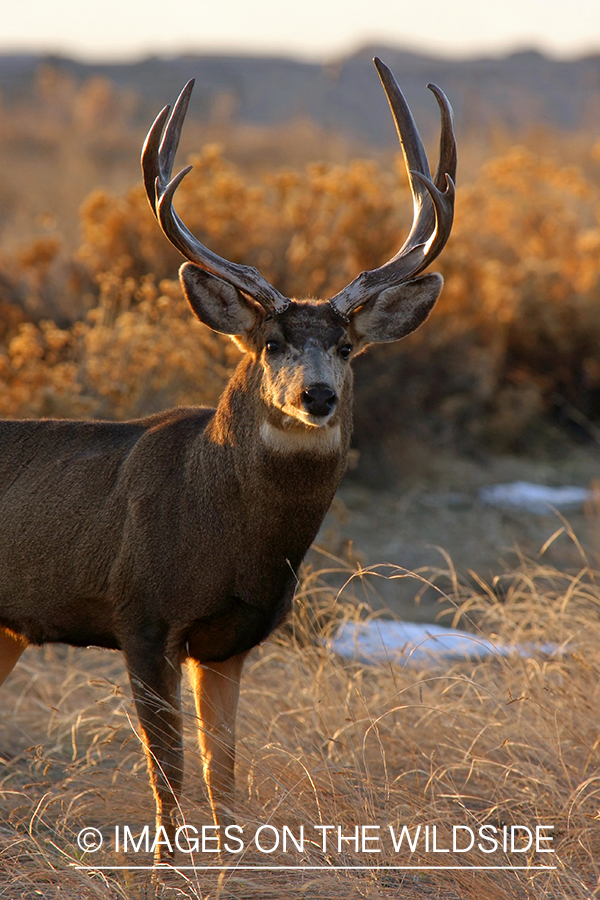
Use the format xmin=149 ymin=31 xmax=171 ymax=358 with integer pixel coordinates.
xmin=181 ymin=268 xmax=353 ymax=428
xmin=255 ymin=301 xmax=351 ymax=428
xmin=180 ymin=264 xmax=443 ymax=431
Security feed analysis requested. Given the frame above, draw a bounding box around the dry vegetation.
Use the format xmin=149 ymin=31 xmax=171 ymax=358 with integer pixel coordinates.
xmin=1 ymin=66 xmax=600 ymax=461
xmin=2 ymin=65 xmax=600 ymax=898
xmin=2 ymin=553 xmax=600 ymax=898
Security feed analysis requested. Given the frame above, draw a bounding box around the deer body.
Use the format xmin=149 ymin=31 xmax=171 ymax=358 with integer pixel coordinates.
xmin=0 ymin=372 xmax=347 ymax=659
xmin=0 ymin=59 xmax=456 ymax=861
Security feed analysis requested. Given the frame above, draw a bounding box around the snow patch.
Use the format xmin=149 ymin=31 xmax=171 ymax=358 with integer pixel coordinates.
xmin=479 ymin=481 xmax=590 ymax=515
xmin=329 ymin=619 xmax=559 ymax=665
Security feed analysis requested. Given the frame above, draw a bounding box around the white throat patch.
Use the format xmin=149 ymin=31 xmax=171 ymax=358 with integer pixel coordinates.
xmin=260 ymin=420 xmax=341 ymax=454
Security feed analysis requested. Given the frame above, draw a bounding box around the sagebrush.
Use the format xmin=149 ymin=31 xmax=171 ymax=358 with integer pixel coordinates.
xmin=1 ymin=72 xmax=600 ymax=462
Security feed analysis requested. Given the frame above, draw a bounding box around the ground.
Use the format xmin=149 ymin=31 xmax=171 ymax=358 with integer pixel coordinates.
xmin=315 ymin=441 xmax=600 ymax=621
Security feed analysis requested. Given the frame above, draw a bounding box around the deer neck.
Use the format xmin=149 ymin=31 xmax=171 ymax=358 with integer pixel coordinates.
xmin=207 ymin=355 xmax=352 ymax=497
xmin=190 ymin=356 xmax=351 ymax=581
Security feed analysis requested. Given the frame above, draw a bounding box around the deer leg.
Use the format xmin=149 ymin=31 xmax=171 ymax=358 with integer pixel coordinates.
xmin=0 ymin=628 xmax=27 ymax=688
xmin=188 ymin=652 xmax=248 ymax=840
xmin=125 ymin=647 xmax=183 ymax=862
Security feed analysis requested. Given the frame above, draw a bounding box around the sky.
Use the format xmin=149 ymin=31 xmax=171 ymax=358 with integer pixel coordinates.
xmin=3 ymin=0 xmax=600 ymax=62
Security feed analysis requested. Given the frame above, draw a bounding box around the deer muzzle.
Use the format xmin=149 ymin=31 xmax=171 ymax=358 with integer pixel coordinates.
xmin=301 ymin=384 xmax=338 ymax=419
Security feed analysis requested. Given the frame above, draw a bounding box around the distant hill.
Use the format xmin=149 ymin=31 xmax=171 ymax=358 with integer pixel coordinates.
xmin=1 ymin=46 xmax=600 ymax=145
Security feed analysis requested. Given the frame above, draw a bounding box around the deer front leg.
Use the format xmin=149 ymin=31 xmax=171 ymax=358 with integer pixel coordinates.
xmin=188 ymin=652 xmax=248 ymax=839
xmin=0 ymin=628 xmax=27 ymax=688
xmin=125 ymin=645 xmax=183 ymax=863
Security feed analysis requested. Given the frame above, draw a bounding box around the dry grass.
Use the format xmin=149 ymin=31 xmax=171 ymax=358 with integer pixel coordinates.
xmin=2 ymin=550 xmax=600 ymax=899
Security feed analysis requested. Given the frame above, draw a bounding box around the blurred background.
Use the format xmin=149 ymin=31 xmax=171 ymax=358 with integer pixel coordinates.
xmin=2 ymin=0 xmax=600 ymax=604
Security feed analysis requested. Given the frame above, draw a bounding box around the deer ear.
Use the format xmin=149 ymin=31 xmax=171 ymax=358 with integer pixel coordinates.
xmin=350 ymin=273 xmax=443 ymax=345
xmin=180 ymin=263 xmax=260 ymax=335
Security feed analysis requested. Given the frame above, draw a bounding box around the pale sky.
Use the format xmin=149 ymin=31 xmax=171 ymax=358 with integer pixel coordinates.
xmin=2 ymin=0 xmax=600 ymax=61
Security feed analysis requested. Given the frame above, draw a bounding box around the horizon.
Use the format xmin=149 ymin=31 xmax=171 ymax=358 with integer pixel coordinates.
xmin=1 ymin=40 xmax=600 ymax=68
xmin=3 ymin=0 xmax=600 ymax=66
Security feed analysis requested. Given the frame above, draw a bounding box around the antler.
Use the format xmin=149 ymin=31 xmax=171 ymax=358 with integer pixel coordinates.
xmin=328 ymin=57 xmax=456 ymax=320
xmin=141 ymin=80 xmax=290 ymax=315
xmin=143 ymin=62 xmax=454 ymax=320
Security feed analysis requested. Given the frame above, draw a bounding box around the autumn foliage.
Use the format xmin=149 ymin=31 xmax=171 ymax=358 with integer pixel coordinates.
xmin=1 ymin=72 xmax=600 ymax=467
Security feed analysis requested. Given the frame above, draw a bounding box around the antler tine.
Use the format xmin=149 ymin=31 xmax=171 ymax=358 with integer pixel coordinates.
xmin=376 ymin=57 xmax=435 ymax=254
xmin=158 ymin=80 xmax=194 ymax=189
xmin=142 ymin=104 xmax=170 ymax=217
xmin=329 ymin=59 xmax=456 ymax=320
xmin=428 ymin=83 xmax=457 ymax=192
xmin=141 ymin=81 xmax=290 ymax=315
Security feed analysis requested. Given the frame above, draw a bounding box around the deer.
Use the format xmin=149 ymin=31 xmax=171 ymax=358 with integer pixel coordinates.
xmin=0 ymin=58 xmax=455 ymax=862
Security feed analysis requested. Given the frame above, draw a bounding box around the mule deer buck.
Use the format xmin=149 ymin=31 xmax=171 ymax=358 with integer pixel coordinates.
xmin=0 ymin=59 xmax=455 ymax=860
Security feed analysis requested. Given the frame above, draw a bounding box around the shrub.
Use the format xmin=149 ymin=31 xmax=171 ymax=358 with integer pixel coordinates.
xmin=1 ymin=140 xmax=600 ymax=468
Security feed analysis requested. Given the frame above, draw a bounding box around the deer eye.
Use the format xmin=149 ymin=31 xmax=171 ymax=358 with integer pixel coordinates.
xmin=265 ymin=340 xmax=280 ymax=354
xmin=339 ymin=344 xmax=352 ymax=360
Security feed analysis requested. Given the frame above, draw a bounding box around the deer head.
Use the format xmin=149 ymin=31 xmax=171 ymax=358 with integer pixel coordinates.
xmin=141 ymin=58 xmax=456 ymax=434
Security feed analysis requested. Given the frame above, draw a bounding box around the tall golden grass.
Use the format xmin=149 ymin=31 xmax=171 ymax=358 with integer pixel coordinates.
xmin=1 ymin=549 xmax=600 ymax=898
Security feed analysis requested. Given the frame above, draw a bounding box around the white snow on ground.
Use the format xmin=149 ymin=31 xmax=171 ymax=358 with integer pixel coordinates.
xmin=329 ymin=619 xmax=559 ymax=665
xmin=479 ymin=481 xmax=590 ymax=515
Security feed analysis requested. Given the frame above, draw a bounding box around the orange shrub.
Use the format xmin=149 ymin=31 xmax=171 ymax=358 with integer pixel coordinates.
xmin=0 ymin=141 xmax=599 ymax=466
xmin=354 ymin=145 xmax=600 ymax=455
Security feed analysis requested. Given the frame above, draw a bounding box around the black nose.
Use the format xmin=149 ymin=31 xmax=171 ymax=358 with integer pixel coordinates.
xmin=301 ymin=384 xmax=338 ymax=418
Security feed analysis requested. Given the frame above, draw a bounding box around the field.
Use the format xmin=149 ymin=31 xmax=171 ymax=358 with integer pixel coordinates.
xmin=1 ymin=63 xmax=600 ymax=898
xmin=2 ymin=556 xmax=600 ymax=899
